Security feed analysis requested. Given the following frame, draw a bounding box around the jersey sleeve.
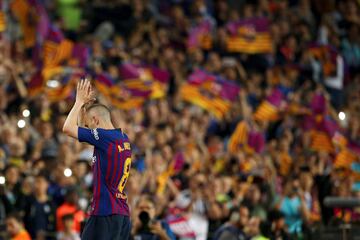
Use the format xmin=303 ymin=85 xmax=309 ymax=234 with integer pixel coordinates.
xmin=78 ymin=127 xmax=108 ymax=149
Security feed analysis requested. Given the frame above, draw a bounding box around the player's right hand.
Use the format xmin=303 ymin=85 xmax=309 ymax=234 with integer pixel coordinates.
xmin=76 ymin=79 xmax=96 ymax=105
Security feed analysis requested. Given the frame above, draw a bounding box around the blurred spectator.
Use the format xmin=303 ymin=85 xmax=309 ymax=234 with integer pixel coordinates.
xmin=278 ymin=178 xmax=310 ymax=235
xmin=55 ymin=188 xmax=85 ymax=235
xmin=23 ymin=174 xmax=56 ymax=239
xmin=0 ymin=165 xmax=23 ymax=215
xmin=213 ymin=205 xmax=249 ymax=240
xmin=132 ymin=196 xmax=176 ymax=240
xmin=261 ymin=209 xmax=290 ymax=240
xmin=56 ymin=214 xmax=80 ymax=240
xmin=6 ymin=212 xmax=31 ymax=240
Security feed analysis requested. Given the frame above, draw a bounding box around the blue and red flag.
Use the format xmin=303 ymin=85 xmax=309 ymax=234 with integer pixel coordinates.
xmin=187 ymin=19 xmax=212 ymax=50
xmin=226 ymin=17 xmax=272 ymax=54
xmin=308 ymin=43 xmax=339 ymax=78
xmin=180 ymin=70 xmax=240 ymax=119
xmin=228 ymin=120 xmax=265 ymax=154
xmin=94 ymin=64 xmax=170 ymax=110
xmin=253 ymin=88 xmax=284 ymax=121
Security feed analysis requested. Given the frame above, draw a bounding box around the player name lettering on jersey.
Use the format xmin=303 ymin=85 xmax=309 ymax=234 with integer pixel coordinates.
xmin=117 ymin=142 xmax=131 ymax=152
xmin=116 ymin=192 xmax=127 ymax=199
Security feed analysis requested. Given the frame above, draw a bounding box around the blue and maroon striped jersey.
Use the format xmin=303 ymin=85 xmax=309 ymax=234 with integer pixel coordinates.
xmin=78 ymin=127 xmax=131 ymax=216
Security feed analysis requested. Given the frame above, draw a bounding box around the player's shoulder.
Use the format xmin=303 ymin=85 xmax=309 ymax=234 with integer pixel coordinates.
xmin=96 ymin=128 xmax=129 ymax=140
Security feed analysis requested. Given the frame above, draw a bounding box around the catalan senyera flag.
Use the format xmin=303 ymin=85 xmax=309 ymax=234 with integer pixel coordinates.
xmin=228 ymin=120 xmax=265 ymax=154
xmin=310 ymin=130 xmax=334 ymax=153
xmin=45 ymin=73 xmax=79 ymax=102
xmin=11 ymin=0 xmax=36 ymax=48
xmin=43 ymin=26 xmax=74 ymax=68
xmin=0 ymin=11 xmax=6 ymax=32
xmin=95 ymin=64 xmax=170 ymax=110
xmin=308 ymin=114 xmax=340 ymax=153
xmin=332 ymin=132 xmax=360 ymax=168
xmin=253 ymin=88 xmax=284 ymax=121
xmin=95 ymin=73 xmax=146 ymax=110
xmin=156 ymin=152 xmax=185 ymax=196
xmin=228 ymin=121 xmax=248 ymax=153
xmin=11 ymin=0 xmax=50 ymax=46
xmin=180 ymin=70 xmax=240 ymax=119
xmin=28 ymin=66 xmax=81 ymax=101
xmin=187 ymin=19 xmax=212 ymax=50
xmin=119 ymin=63 xmax=169 ymax=99
xmin=226 ymin=17 xmax=272 ymax=54
xmin=308 ymin=43 xmax=338 ymax=77
xmin=334 ymin=149 xmax=357 ymax=169
xmin=304 ymin=91 xmax=340 ymax=153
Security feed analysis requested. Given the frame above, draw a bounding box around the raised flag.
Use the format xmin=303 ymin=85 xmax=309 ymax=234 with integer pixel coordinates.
xmin=187 ymin=19 xmax=212 ymax=50
xmin=307 ymin=116 xmax=337 ymax=153
xmin=0 ymin=11 xmax=6 ymax=32
xmin=28 ymin=67 xmax=82 ymax=101
xmin=228 ymin=121 xmax=248 ymax=154
xmin=119 ymin=63 xmax=169 ymax=99
xmin=310 ymin=130 xmax=334 ymax=153
xmin=226 ymin=17 xmax=272 ymax=54
xmin=334 ymin=149 xmax=357 ymax=169
xmin=308 ymin=44 xmax=338 ymax=77
xmin=228 ymin=120 xmax=265 ymax=154
xmin=253 ymin=88 xmax=284 ymax=121
xmin=11 ymin=0 xmax=36 ymax=48
xmin=94 ymin=72 xmax=147 ymax=110
xmin=45 ymin=75 xmax=77 ymax=102
xmin=43 ymin=26 xmax=74 ymax=68
xmin=180 ymin=70 xmax=240 ymax=119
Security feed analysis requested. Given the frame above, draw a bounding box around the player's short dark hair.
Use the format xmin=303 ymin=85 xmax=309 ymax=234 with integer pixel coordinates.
xmin=85 ymin=103 xmax=111 ymax=114
xmin=85 ymin=103 xmax=112 ymax=120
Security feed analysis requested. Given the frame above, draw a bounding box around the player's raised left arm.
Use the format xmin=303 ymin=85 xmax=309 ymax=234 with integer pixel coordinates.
xmin=63 ymin=79 xmax=94 ymax=138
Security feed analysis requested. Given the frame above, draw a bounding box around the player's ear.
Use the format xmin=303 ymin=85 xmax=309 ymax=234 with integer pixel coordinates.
xmin=92 ymin=116 xmax=99 ymax=126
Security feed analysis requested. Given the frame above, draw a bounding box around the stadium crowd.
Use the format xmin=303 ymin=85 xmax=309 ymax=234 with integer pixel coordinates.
xmin=0 ymin=0 xmax=360 ymax=239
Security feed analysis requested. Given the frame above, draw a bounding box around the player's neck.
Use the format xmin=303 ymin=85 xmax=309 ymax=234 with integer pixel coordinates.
xmin=99 ymin=121 xmax=115 ymax=130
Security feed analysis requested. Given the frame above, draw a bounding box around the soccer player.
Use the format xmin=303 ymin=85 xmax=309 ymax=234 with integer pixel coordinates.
xmin=62 ymin=79 xmax=132 ymax=240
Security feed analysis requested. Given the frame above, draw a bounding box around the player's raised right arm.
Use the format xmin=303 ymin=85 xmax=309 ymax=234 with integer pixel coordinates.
xmin=63 ymin=79 xmax=94 ymax=139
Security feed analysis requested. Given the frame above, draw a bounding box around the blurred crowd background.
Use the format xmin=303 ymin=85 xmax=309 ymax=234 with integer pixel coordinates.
xmin=0 ymin=0 xmax=360 ymax=239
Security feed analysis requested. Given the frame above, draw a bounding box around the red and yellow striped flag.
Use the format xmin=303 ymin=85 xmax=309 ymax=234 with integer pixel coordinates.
xmin=226 ymin=17 xmax=273 ymax=54
xmin=253 ymin=88 xmax=284 ymax=122
xmin=0 ymin=12 xmax=6 ymax=32
xmin=11 ymin=0 xmax=36 ymax=47
xmin=44 ymin=39 xmax=74 ymax=68
xmin=228 ymin=121 xmax=248 ymax=154
xmin=334 ymin=149 xmax=357 ymax=169
xmin=253 ymin=101 xmax=279 ymax=121
xmin=180 ymin=83 xmax=230 ymax=119
xmin=310 ymin=130 xmax=334 ymax=153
